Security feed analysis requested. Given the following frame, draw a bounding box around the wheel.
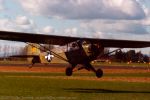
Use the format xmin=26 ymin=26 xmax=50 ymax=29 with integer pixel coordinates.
xmin=66 ymin=67 xmax=73 ymax=76
xmin=96 ymin=69 xmax=103 ymax=78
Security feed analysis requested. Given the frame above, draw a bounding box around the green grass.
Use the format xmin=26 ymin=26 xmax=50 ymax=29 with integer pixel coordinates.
xmin=0 ymin=72 xmax=150 ymax=77
xmin=0 ymin=60 xmax=150 ymax=67
xmin=0 ymin=72 xmax=149 ymax=100
xmin=93 ymin=62 xmax=150 ymax=67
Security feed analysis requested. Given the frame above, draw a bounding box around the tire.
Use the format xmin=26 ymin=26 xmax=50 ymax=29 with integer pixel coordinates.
xmin=96 ymin=69 xmax=103 ymax=78
xmin=66 ymin=67 xmax=73 ymax=76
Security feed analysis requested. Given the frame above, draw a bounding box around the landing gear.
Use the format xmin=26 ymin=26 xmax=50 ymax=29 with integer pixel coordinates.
xmin=84 ymin=63 xmax=103 ymax=78
xmin=66 ymin=64 xmax=76 ymax=76
xmin=66 ymin=67 xmax=73 ymax=76
xmin=96 ymin=69 xmax=103 ymax=78
xmin=65 ymin=63 xmax=103 ymax=78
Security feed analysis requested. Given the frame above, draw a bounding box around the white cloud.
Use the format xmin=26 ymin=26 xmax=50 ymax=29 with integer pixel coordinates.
xmin=15 ymin=16 xmax=37 ymax=32
xmin=64 ymin=28 xmax=78 ymax=36
xmin=80 ymin=20 xmax=148 ymax=35
xmin=141 ymin=7 xmax=150 ymax=26
xmin=142 ymin=18 xmax=150 ymax=26
xmin=16 ymin=0 xmax=150 ymax=41
xmin=18 ymin=0 xmax=145 ymax=20
xmin=0 ymin=16 xmax=37 ymax=33
xmin=15 ymin=16 xmax=31 ymax=25
xmin=0 ymin=19 xmax=16 ymax=31
xmin=0 ymin=0 xmax=5 ymax=10
xmin=42 ymin=26 xmax=55 ymax=34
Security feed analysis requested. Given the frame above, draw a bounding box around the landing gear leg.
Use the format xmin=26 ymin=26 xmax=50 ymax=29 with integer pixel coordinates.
xmin=66 ymin=64 xmax=76 ymax=76
xmin=85 ymin=63 xmax=103 ymax=78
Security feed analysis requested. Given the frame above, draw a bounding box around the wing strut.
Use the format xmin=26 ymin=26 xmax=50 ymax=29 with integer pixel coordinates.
xmin=99 ymin=48 xmax=123 ymax=58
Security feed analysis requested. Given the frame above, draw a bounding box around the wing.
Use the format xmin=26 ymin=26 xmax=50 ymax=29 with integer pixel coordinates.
xmin=89 ymin=39 xmax=150 ymax=48
xmin=0 ymin=31 xmax=77 ymax=45
xmin=0 ymin=30 xmax=150 ymax=48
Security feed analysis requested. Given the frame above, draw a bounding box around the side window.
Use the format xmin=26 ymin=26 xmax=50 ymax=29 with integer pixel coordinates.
xmin=69 ymin=42 xmax=79 ymax=51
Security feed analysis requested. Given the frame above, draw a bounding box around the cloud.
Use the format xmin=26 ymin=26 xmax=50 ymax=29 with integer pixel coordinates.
xmin=0 ymin=0 xmax=5 ymax=10
xmin=0 ymin=19 xmax=16 ymax=31
xmin=141 ymin=7 xmax=150 ymax=26
xmin=64 ymin=27 xmax=78 ymax=36
xmin=42 ymin=26 xmax=55 ymax=34
xmin=15 ymin=16 xmax=31 ymax=25
xmin=15 ymin=0 xmax=150 ymax=40
xmin=142 ymin=18 xmax=150 ymax=26
xmin=18 ymin=0 xmax=145 ymax=20
xmin=0 ymin=16 xmax=37 ymax=32
xmin=80 ymin=20 xmax=149 ymax=35
xmin=15 ymin=16 xmax=37 ymax=32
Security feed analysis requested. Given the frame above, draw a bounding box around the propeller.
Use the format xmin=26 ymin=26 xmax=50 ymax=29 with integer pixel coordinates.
xmin=45 ymin=52 xmax=54 ymax=62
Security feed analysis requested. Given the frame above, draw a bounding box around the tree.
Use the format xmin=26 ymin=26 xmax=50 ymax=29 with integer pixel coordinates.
xmin=126 ymin=50 xmax=136 ymax=62
xmin=143 ymin=55 xmax=149 ymax=63
xmin=115 ymin=50 xmax=123 ymax=62
xmin=135 ymin=51 xmax=143 ymax=63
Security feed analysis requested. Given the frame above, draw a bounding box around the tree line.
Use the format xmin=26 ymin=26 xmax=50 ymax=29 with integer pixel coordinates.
xmin=112 ymin=50 xmax=149 ymax=63
xmin=0 ymin=45 xmax=27 ymax=57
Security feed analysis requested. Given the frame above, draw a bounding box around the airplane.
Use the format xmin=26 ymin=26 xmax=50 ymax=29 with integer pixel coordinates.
xmin=0 ymin=30 xmax=150 ymax=78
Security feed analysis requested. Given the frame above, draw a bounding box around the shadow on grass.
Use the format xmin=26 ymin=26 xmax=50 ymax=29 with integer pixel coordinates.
xmin=63 ymin=88 xmax=150 ymax=93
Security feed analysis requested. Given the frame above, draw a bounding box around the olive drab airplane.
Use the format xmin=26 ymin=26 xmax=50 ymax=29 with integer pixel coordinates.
xmin=0 ymin=31 xmax=150 ymax=78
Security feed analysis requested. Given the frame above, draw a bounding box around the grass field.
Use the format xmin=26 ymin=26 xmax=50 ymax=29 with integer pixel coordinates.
xmin=0 ymin=72 xmax=149 ymax=100
xmin=0 ymin=60 xmax=150 ymax=67
xmin=93 ymin=62 xmax=150 ymax=67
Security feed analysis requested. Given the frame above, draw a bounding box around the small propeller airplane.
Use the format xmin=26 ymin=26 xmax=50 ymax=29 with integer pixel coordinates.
xmin=0 ymin=30 xmax=150 ymax=78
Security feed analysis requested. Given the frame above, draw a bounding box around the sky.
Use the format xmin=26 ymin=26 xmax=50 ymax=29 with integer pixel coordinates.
xmin=0 ymin=0 xmax=150 ymax=54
